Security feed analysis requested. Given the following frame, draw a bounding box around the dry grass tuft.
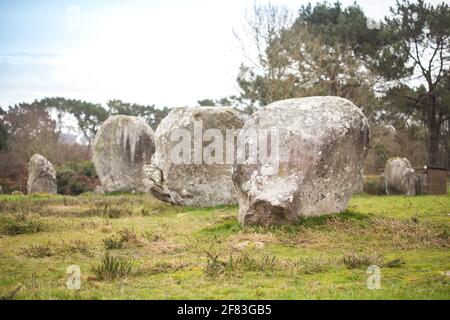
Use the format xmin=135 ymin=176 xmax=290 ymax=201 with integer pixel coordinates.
xmin=138 ymin=261 xmax=190 ymax=275
xmin=0 ymin=284 xmax=22 ymax=300
xmin=370 ymin=218 xmax=449 ymax=249
xmin=92 ymin=253 xmax=133 ymax=280
xmin=20 ymin=240 xmax=95 ymax=258
xmin=341 ymin=252 xmax=383 ymax=269
xmin=103 ymin=235 xmax=124 ymax=250
xmin=289 ymin=256 xmax=334 ymax=274
xmin=20 ymin=244 xmax=54 ymax=258
xmin=146 ymin=239 xmax=184 ymax=254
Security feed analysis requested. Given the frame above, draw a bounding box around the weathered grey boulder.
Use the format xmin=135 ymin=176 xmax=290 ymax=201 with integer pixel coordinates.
xmin=233 ymin=97 xmax=370 ymax=226
xmin=146 ymin=106 xmax=245 ymax=207
xmin=27 ymin=154 xmax=57 ymax=194
xmin=93 ymin=115 xmax=155 ymax=193
xmin=384 ymin=157 xmax=416 ymax=196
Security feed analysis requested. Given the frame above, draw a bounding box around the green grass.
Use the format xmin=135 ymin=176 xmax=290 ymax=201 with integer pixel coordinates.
xmin=0 ymin=193 xmax=448 ymax=300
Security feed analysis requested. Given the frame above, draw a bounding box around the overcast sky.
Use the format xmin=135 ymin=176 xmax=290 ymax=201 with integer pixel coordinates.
xmin=0 ymin=0 xmax=447 ymax=108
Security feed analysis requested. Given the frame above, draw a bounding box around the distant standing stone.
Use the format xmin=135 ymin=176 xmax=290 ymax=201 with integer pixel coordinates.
xmin=233 ymin=97 xmax=370 ymax=226
xmin=384 ymin=157 xmax=416 ymax=196
xmin=93 ymin=115 xmax=155 ymax=193
xmin=27 ymin=154 xmax=57 ymax=194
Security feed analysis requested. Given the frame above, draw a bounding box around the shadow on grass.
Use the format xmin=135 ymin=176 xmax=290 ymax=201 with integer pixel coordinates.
xmin=263 ymin=209 xmax=369 ymax=232
xmin=198 ymin=218 xmax=241 ymax=237
xmin=198 ymin=209 xmax=370 ymax=238
xmin=182 ymin=204 xmax=238 ymax=213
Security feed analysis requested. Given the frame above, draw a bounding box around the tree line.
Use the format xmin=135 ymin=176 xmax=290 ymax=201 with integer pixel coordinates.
xmin=0 ymin=99 xmax=171 ymax=192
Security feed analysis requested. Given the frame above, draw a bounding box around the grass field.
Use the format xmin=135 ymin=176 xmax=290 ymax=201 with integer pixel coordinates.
xmin=0 ymin=192 xmax=449 ymax=300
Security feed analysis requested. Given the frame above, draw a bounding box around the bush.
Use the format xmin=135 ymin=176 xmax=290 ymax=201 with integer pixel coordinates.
xmin=56 ymin=160 xmax=99 ymax=195
xmin=0 ymin=177 xmax=27 ymax=194
xmin=363 ymin=175 xmax=385 ymax=195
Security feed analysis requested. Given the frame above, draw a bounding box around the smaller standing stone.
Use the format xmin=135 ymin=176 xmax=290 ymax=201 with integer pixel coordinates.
xmin=384 ymin=157 xmax=416 ymax=196
xmin=0 ymin=185 xmax=3 ymax=194
xmin=27 ymin=154 xmax=57 ymax=194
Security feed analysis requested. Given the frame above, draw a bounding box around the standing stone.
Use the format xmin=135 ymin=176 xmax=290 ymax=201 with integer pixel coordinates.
xmin=384 ymin=157 xmax=416 ymax=196
xmin=27 ymin=154 xmax=57 ymax=194
xmin=93 ymin=115 xmax=155 ymax=193
xmin=233 ymin=97 xmax=370 ymax=226
xmin=0 ymin=185 xmax=3 ymax=194
xmin=146 ymin=106 xmax=245 ymax=207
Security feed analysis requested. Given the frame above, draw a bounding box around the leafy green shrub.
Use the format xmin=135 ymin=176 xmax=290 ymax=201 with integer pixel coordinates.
xmin=363 ymin=175 xmax=385 ymax=195
xmin=92 ymin=253 xmax=133 ymax=280
xmin=56 ymin=160 xmax=99 ymax=195
xmin=0 ymin=177 xmax=26 ymax=194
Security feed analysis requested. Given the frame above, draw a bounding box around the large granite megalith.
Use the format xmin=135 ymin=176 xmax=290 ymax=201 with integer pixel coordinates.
xmin=27 ymin=153 xmax=57 ymax=194
xmin=232 ymin=97 xmax=370 ymax=226
xmin=145 ymin=106 xmax=245 ymax=207
xmin=93 ymin=115 xmax=155 ymax=193
xmin=384 ymin=157 xmax=416 ymax=196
